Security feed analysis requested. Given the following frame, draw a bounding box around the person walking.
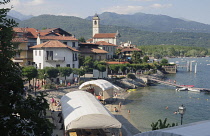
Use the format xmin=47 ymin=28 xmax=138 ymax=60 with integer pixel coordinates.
xmin=119 ymin=102 xmax=122 ymax=110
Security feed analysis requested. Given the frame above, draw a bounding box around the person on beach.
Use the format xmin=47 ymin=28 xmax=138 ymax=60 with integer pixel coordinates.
xmin=114 ymin=107 xmax=118 ymax=112
xmin=128 ymin=110 xmax=131 ymax=114
xmin=119 ymin=102 xmax=122 ymax=109
xmin=51 ymin=97 xmax=55 ymax=104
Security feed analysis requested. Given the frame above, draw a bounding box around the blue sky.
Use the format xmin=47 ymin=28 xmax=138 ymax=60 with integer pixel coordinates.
xmin=2 ymin=0 xmax=210 ymax=24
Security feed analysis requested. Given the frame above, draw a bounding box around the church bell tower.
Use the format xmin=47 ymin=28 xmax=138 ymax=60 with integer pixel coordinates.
xmin=92 ymin=13 xmax=100 ymax=37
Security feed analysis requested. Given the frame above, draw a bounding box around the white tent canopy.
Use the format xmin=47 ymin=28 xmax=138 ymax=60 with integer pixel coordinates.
xmin=134 ymin=120 xmax=210 ymax=136
xmin=79 ymin=79 xmax=115 ymax=91
xmin=79 ymin=79 xmax=116 ymax=100
xmin=61 ymin=90 xmax=122 ymax=131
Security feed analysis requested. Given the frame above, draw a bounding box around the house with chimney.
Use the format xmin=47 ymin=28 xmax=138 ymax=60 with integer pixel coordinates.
xmin=30 ymin=40 xmax=79 ymax=69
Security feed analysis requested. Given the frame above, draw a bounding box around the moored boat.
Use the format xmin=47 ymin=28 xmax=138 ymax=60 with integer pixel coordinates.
xmin=176 ymin=87 xmax=188 ymax=91
xmin=181 ymin=85 xmax=194 ymax=88
xmin=188 ymin=88 xmax=201 ymax=92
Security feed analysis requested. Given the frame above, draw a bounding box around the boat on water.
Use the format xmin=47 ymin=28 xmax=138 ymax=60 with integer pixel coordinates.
xmin=127 ymin=89 xmax=137 ymax=92
xmin=180 ymin=85 xmax=194 ymax=88
xmin=188 ymin=88 xmax=201 ymax=92
xmin=176 ymin=87 xmax=188 ymax=91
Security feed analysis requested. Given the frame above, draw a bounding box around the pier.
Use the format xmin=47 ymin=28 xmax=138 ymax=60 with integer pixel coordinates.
xmin=145 ymin=75 xmax=210 ymax=92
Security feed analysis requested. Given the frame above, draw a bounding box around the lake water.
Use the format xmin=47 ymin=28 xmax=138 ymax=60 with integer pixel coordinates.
xmin=125 ymin=57 xmax=210 ymax=133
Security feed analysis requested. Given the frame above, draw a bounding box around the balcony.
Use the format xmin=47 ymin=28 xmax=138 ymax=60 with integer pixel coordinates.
xmin=45 ymin=57 xmax=65 ymax=62
xmin=13 ymin=58 xmax=24 ymax=63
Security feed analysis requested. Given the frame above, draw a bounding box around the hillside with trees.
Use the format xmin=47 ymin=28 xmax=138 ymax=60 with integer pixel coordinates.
xmin=15 ymin=14 xmax=210 ymax=48
xmin=138 ymin=45 xmax=208 ymax=58
xmin=86 ymin=12 xmax=210 ymax=33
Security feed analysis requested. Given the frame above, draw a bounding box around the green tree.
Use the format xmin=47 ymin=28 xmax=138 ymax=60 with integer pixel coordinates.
xmin=160 ymin=58 xmax=168 ymax=65
xmin=109 ymin=64 xmax=120 ymax=75
xmin=131 ymin=51 xmax=142 ymax=64
xmin=0 ymin=1 xmax=53 ymax=135
xmin=143 ymin=56 xmax=149 ymax=63
xmin=151 ymin=118 xmax=178 ymax=130
xmin=58 ymin=67 xmax=72 ymax=85
xmin=120 ymin=64 xmax=127 ymax=75
xmin=45 ymin=67 xmax=59 ymax=83
xmin=115 ymin=48 xmax=122 ymax=60
xmin=84 ymin=56 xmax=94 ymax=72
xmin=78 ymin=37 xmax=86 ymax=43
xmin=78 ymin=55 xmax=85 ymax=67
xmin=72 ymin=68 xmax=85 ymax=84
xmin=97 ymin=64 xmax=106 ymax=78
xmin=22 ymin=66 xmax=38 ymax=87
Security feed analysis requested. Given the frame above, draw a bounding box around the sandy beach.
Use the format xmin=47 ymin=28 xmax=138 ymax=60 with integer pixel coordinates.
xmin=38 ymin=84 xmax=140 ymax=136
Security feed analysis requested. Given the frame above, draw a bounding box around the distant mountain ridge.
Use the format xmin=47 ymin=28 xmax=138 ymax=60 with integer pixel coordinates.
xmin=8 ymin=11 xmax=210 ymax=48
xmin=86 ymin=12 xmax=210 ymax=33
xmin=8 ymin=10 xmax=33 ymax=21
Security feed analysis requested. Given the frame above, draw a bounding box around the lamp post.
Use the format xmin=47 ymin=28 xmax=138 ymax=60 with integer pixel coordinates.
xmin=178 ymin=104 xmax=186 ymax=125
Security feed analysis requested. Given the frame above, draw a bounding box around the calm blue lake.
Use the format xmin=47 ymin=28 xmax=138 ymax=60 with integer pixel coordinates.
xmin=125 ymin=57 xmax=210 ymax=133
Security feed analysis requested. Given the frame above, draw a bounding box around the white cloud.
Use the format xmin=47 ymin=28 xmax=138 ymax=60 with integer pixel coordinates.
xmin=150 ymin=3 xmax=172 ymax=8
xmin=103 ymin=3 xmax=172 ymax=14
xmin=127 ymin=0 xmax=156 ymax=1
xmin=103 ymin=5 xmax=145 ymax=14
xmin=26 ymin=0 xmax=44 ymax=6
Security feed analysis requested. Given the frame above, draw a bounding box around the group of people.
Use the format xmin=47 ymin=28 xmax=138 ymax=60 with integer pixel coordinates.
xmin=113 ymin=102 xmax=131 ymax=114
xmin=51 ymin=97 xmax=61 ymax=110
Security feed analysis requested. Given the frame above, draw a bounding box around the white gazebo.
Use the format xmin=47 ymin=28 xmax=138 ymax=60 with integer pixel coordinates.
xmin=79 ymin=79 xmax=117 ymax=101
xmin=60 ymin=90 xmax=121 ymax=134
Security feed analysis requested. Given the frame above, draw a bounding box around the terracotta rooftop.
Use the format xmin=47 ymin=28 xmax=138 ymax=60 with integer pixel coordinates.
xmin=79 ymin=47 xmax=108 ymax=54
xmin=86 ymin=38 xmax=93 ymax=42
xmin=117 ymin=47 xmax=141 ymax=52
xmin=30 ymin=40 xmax=78 ymax=52
xmin=13 ymin=27 xmax=39 ymax=38
xmin=39 ymin=36 xmax=78 ymax=41
xmin=106 ymin=61 xmax=129 ymax=65
xmin=13 ymin=27 xmax=73 ymax=39
xmin=95 ymin=41 xmax=117 ymax=46
xmin=39 ymin=28 xmax=57 ymax=33
xmin=12 ymin=38 xmax=28 ymax=43
xmin=93 ymin=33 xmax=117 ymax=38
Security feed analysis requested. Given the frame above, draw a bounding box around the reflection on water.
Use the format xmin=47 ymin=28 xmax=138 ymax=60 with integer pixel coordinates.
xmin=125 ymin=57 xmax=210 ymax=133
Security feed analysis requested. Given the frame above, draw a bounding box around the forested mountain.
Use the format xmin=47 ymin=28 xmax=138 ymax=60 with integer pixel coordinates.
xmin=14 ymin=14 xmax=210 ymax=48
xmin=8 ymin=10 xmax=33 ymax=21
xmin=86 ymin=12 xmax=210 ymax=33
xmin=6 ymin=15 xmax=21 ymax=24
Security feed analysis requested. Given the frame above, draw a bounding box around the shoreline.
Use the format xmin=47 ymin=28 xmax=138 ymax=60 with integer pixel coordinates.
xmin=40 ymin=84 xmax=141 ymax=136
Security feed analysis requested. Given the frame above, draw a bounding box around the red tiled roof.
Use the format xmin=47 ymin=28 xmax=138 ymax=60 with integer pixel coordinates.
xmin=86 ymin=38 xmax=93 ymax=42
xmin=13 ymin=27 xmax=73 ymax=39
xmin=30 ymin=40 xmax=78 ymax=52
xmin=95 ymin=41 xmax=117 ymax=46
xmin=93 ymin=33 xmax=117 ymax=38
xmin=39 ymin=36 xmax=78 ymax=41
xmin=79 ymin=47 xmax=108 ymax=54
xmin=39 ymin=28 xmax=57 ymax=33
xmin=13 ymin=27 xmax=39 ymax=38
xmin=12 ymin=38 xmax=28 ymax=43
xmin=117 ymin=47 xmax=141 ymax=52
xmin=106 ymin=61 xmax=129 ymax=64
